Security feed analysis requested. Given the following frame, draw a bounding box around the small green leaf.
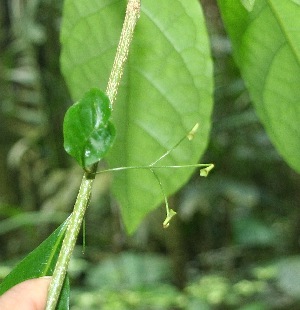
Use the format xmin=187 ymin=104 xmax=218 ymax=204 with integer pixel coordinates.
xmin=0 ymin=218 xmax=70 ymax=309
xmin=63 ymin=88 xmax=115 ymax=168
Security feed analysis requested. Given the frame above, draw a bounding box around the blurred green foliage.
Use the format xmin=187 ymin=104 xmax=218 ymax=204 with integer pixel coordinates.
xmin=1 ymin=0 xmax=300 ymax=309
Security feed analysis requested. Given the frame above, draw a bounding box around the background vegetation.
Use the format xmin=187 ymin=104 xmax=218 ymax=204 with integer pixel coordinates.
xmin=1 ymin=0 xmax=300 ymax=309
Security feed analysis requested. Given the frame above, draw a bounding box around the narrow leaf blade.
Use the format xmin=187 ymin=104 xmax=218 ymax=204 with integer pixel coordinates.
xmin=0 ymin=219 xmax=70 ymax=309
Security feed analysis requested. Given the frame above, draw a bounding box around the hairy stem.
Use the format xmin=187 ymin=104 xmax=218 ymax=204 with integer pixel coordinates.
xmin=46 ymin=1 xmax=141 ymax=309
xmin=46 ymin=171 xmax=94 ymax=310
xmin=106 ymin=0 xmax=140 ymax=107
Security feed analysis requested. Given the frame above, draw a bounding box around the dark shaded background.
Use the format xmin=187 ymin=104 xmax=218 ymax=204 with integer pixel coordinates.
xmin=1 ymin=0 xmax=300 ymax=309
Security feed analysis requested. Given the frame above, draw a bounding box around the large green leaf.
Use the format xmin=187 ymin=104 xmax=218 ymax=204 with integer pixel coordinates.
xmin=0 ymin=218 xmax=70 ymax=309
xmin=218 ymin=0 xmax=300 ymax=173
xmin=61 ymin=0 xmax=213 ymax=233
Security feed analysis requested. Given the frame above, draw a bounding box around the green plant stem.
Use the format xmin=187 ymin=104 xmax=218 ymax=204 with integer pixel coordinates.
xmin=46 ymin=1 xmax=141 ymax=309
xmin=45 ymin=171 xmax=94 ymax=309
xmin=106 ymin=0 xmax=141 ymax=106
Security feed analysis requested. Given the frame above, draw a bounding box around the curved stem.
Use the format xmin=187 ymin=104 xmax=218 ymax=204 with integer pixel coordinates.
xmin=46 ymin=1 xmax=141 ymax=309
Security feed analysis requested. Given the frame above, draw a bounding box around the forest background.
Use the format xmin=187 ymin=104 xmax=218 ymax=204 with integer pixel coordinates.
xmin=1 ymin=0 xmax=300 ymax=309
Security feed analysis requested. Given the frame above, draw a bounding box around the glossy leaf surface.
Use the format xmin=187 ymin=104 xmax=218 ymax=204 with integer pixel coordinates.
xmin=61 ymin=0 xmax=213 ymax=233
xmin=218 ymin=0 xmax=300 ymax=173
xmin=63 ymin=88 xmax=115 ymax=168
xmin=0 ymin=218 xmax=70 ymax=309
